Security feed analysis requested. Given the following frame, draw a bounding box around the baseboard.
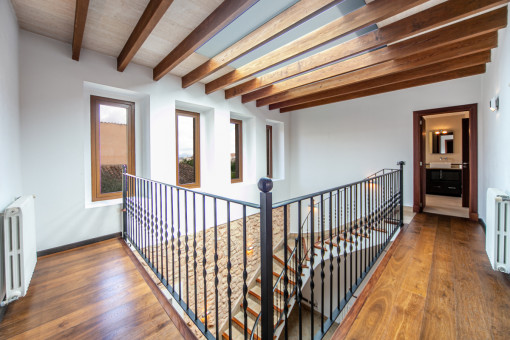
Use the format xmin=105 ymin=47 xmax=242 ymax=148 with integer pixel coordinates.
xmin=479 ymin=218 xmax=486 ymax=234
xmin=0 ymin=300 xmax=7 ymax=323
xmin=37 ymin=232 xmax=122 ymax=257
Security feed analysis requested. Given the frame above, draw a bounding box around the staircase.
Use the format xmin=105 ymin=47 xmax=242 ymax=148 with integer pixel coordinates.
xmin=222 ymin=218 xmax=397 ymax=340
xmin=221 ymin=244 xmax=296 ymax=340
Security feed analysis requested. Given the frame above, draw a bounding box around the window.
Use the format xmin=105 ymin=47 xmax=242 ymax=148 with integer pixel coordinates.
xmin=230 ymin=119 xmax=243 ymax=183
xmin=176 ymin=110 xmax=200 ymax=188
xmin=266 ymin=125 xmax=273 ymax=178
xmin=90 ymin=96 xmax=135 ymax=202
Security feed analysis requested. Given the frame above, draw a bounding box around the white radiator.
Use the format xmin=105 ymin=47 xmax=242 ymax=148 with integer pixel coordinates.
xmin=486 ymin=188 xmax=510 ymax=274
xmin=1 ymin=195 xmax=37 ymax=306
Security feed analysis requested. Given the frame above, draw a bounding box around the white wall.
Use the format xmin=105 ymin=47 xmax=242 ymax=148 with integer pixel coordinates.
xmin=288 ymin=75 xmax=482 ymax=208
xmin=0 ymin=0 xmax=22 ymax=303
xmin=479 ymin=8 xmax=510 ymax=221
xmin=19 ymin=30 xmax=290 ymax=251
xmin=0 ymin=1 xmax=22 ymax=211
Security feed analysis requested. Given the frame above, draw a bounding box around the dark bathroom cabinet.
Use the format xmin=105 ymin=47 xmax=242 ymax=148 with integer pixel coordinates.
xmin=426 ymin=169 xmax=462 ymax=197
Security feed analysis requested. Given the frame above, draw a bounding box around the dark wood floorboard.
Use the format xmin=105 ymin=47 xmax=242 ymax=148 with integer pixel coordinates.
xmin=335 ymin=213 xmax=510 ymax=340
xmin=0 ymin=238 xmax=183 ymax=340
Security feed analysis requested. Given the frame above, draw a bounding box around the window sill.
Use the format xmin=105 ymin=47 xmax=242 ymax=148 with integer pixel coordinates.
xmin=85 ymin=198 xmax=122 ymax=209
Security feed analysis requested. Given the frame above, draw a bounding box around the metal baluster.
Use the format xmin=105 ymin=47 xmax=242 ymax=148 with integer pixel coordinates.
xmin=193 ymin=193 xmax=197 ymax=320
xmin=336 ymin=190 xmax=341 ymax=310
xmin=155 ymin=182 xmax=159 ymax=274
xmin=177 ymin=188 xmax=182 ymax=300
xmin=349 ymin=185 xmax=353 ymax=294
xmin=165 ymin=186 xmax=169 ymax=286
xmin=145 ymin=180 xmax=149 ymax=262
xmin=379 ymin=176 xmax=382 ymax=254
xmin=185 ymin=191 xmax=189 ymax=308
xmin=310 ymin=197 xmax=315 ymax=338
xmin=399 ymin=162 xmax=405 ymax=228
xmin=283 ymin=204 xmax=288 ymax=340
xmin=151 ymin=182 xmax=155 ymax=269
xmin=297 ymin=200 xmax=303 ymax=340
xmin=202 ymin=195 xmax=208 ymax=331
xmin=227 ymin=202 xmax=232 ymax=340
xmin=242 ymin=205 xmax=248 ymax=340
xmin=214 ymin=198 xmax=219 ymax=339
xmin=320 ymin=195 xmax=325 ymax=334
xmin=343 ymin=188 xmax=347 ymax=303
xmin=171 ymin=187 xmax=175 ymax=289
xmin=125 ymin=176 xmax=129 ymax=240
xmin=364 ymin=181 xmax=368 ymax=271
xmin=354 ymin=184 xmax=358 ymax=287
xmin=370 ymin=179 xmax=373 ymax=265
xmin=329 ymin=192 xmax=333 ymax=319
xmin=137 ymin=178 xmax=141 ymax=253
xmin=159 ymin=184 xmax=163 ymax=282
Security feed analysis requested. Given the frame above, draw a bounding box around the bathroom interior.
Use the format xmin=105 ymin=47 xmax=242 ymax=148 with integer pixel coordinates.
xmin=423 ymin=112 xmax=470 ymax=218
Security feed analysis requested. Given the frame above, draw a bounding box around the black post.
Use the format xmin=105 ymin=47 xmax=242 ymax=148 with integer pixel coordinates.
xmin=122 ymin=165 xmax=127 ymax=238
xmin=397 ymin=161 xmax=405 ymax=228
xmin=258 ymin=177 xmax=273 ymax=340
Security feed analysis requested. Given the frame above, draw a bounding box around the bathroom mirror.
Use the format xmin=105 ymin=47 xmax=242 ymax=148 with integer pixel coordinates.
xmin=431 ymin=131 xmax=454 ymax=154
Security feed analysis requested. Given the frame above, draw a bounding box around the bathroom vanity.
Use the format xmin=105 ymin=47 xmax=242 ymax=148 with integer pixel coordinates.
xmin=426 ymin=168 xmax=462 ymax=197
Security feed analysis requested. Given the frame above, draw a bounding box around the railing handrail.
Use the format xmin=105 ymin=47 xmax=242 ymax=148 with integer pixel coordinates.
xmin=124 ymin=173 xmax=260 ymax=209
xmin=272 ymin=169 xmax=399 ymax=208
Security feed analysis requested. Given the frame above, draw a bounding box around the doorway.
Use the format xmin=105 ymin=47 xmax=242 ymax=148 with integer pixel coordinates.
xmin=413 ymin=104 xmax=478 ymax=221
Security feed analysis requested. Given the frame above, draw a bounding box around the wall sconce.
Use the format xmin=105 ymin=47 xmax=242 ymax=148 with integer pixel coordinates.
xmin=199 ymin=310 xmax=211 ymax=324
xmin=490 ymin=96 xmax=499 ymax=112
xmin=246 ymin=245 xmax=254 ymax=256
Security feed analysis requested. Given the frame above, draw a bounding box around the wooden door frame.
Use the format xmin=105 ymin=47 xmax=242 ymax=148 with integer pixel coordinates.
xmin=413 ymin=103 xmax=478 ymax=221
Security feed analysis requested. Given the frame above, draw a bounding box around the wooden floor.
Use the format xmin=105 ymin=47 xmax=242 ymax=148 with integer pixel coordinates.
xmin=423 ymin=194 xmax=469 ymax=218
xmin=0 ymin=238 xmax=183 ymax=339
xmin=334 ymin=213 xmax=510 ymax=340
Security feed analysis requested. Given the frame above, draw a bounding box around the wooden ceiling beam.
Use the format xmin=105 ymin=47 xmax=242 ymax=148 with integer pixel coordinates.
xmin=227 ymin=0 xmax=509 ymax=99
xmin=117 ymin=0 xmax=175 ymax=72
xmin=242 ymin=7 xmax=507 ymax=103
xmin=153 ymin=0 xmax=259 ymax=81
xmin=72 ymin=0 xmax=90 ymax=61
xmin=204 ymin=0 xmax=431 ymax=94
xmin=272 ymin=52 xmax=491 ymax=111
xmin=279 ymin=65 xmax=487 ymax=113
xmin=181 ymin=0 xmax=343 ymax=88
xmin=256 ymin=33 xmax=498 ymax=107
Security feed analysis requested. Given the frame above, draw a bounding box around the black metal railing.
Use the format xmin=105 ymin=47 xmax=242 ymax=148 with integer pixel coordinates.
xmin=122 ymin=172 xmax=262 ymax=340
xmin=249 ymin=161 xmax=405 ymax=339
xmin=122 ymin=161 xmax=405 ymax=340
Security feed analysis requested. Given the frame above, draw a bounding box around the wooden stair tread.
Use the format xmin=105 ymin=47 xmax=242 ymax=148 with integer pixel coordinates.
xmin=273 ymin=256 xmax=305 ymax=276
xmin=271 ymin=272 xmax=297 ymax=286
xmin=258 ymin=276 xmax=296 ymax=288
xmin=248 ymin=289 xmax=285 ymax=314
xmin=222 ymin=320 xmax=256 ymax=340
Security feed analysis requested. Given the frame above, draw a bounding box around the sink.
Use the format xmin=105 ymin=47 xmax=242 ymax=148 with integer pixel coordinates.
xmin=429 ymin=162 xmax=451 ymax=169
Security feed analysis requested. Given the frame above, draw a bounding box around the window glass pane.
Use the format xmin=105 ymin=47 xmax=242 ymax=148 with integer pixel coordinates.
xmin=178 ymin=115 xmax=196 ymax=185
xmin=230 ymin=123 xmax=239 ymax=180
xmin=99 ymin=104 xmax=128 ymax=194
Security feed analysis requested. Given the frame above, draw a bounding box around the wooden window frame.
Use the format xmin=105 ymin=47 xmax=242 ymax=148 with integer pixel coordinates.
xmin=176 ymin=110 xmax=201 ymax=188
xmin=90 ymin=95 xmax=135 ymax=202
xmin=266 ymin=125 xmax=273 ymax=178
xmin=230 ymin=119 xmax=243 ymax=183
